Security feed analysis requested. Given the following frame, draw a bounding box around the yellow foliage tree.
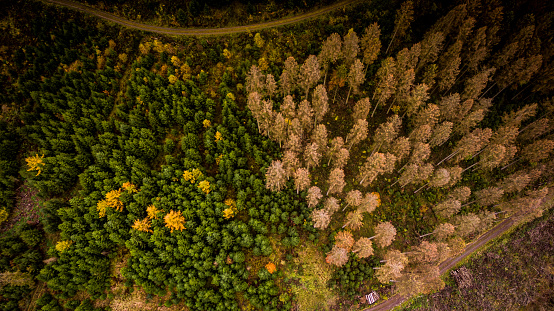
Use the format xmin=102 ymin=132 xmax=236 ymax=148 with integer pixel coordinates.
xmin=164 ymin=210 xmax=186 ymax=233
xmin=203 ymin=119 xmax=212 ymax=128
xmin=254 ymin=33 xmax=265 ymax=48
xmin=265 ymin=262 xmax=277 ymax=274
xmin=198 ymin=180 xmax=211 ymax=194
xmin=97 ymin=200 xmax=109 ymax=218
xmin=122 ymin=182 xmax=138 ymax=193
xmin=147 ymin=204 xmax=162 ymax=219
xmin=26 ymin=154 xmax=45 ymax=176
xmin=105 ymin=189 xmax=124 ymax=212
xmin=215 ymin=131 xmax=223 ymax=142
xmin=55 ymin=240 xmax=73 ymax=253
xmin=132 ymin=218 xmax=152 ymax=233
xmin=0 ymin=208 xmax=8 ymax=225
xmin=223 ymin=48 xmax=232 ymax=59
xmin=223 ymin=198 xmax=237 ymax=219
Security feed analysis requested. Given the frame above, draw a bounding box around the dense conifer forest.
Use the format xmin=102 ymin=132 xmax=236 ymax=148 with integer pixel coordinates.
xmin=0 ymin=0 xmax=553 ymax=310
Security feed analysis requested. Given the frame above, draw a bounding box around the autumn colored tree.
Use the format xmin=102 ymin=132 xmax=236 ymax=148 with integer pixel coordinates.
xmin=346 ymin=119 xmax=369 ymax=150
xmin=372 ymin=57 xmax=397 ymax=117
xmin=372 ymin=115 xmax=402 ymax=153
xmin=413 ymin=104 xmax=440 ymax=128
xmin=265 ymin=160 xmax=287 ymax=192
xmin=352 ymin=97 xmax=372 ymax=121
xmin=342 ymin=190 xmax=362 ymax=210
xmin=521 ymin=139 xmax=554 ymax=163
xmin=372 ymin=221 xmax=397 ymax=248
xmin=343 ymin=209 xmax=364 ymax=230
xmin=265 ymin=74 xmax=277 ymax=99
xmin=294 ymin=168 xmax=310 ymax=194
xmin=420 ymin=223 xmax=455 ymax=241
xmin=358 ymin=152 xmax=386 ymax=187
xmin=312 ymin=85 xmax=329 ymax=126
xmin=361 ymin=23 xmax=381 ymax=71
xmin=304 ymin=142 xmax=321 ymax=170
xmin=307 ymin=186 xmax=323 ymax=208
xmin=359 ymin=192 xmax=381 ymax=214
xmin=298 ymin=100 xmax=314 ymax=134
xmin=164 ymin=210 xmax=186 ymax=233
xmin=333 ymin=148 xmax=350 ymax=169
xmin=312 ymin=209 xmax=331 ymax=230
xmin=345 ymin=59 xmax=365 ymax=104
xmin=319 ymin=33 xmax=342 ymax=84
xmin=299 ymin=55 xmax=321 ymax=98
xmin=375 ymin=249 xmax=408 ymax=283
xmin=404 ymin=83 xmax=430 ymax=118
xmin=429 ymin=121 xmax=453 ymax=147
xmin=280 ymin=56 xmax=299 ymax=96
xmin=246 ymin=65 xmax=265 ymax=95
xmin=434 ymin=199 xmax=461 ymax=218
xmin=327 ymin=136 xmax=345 ymax=165
xmin=417 ymin=32 xmax=445 ymax=72
xmin=352 ymin=237 xmax=374 ymax=258
xmin=335 ymin=231 xmax=355 ymax=250
xmin=437 ymin=40 xmax=462 ymax=92
xmin=272 ymin=112 xmax=287 ymax=147
xmin=447 ymin=186 xmax=471 ymax=203
xmin=327 ymin=168 xmax=346 ymax=195
xmin=311 ymin=124 xmax=328 ymax=154
xmin=498 ymin=172 xmax=530 ymax=194
xmin=462 ymin=68 xmax=495 ymax=100
xmin=409 ymin=124 xmax=432 ymax=144
xmin=342 ymin=29 xmax=360 ymax=65
xmin=390 ymin=136 xmax=411 ymax=162
xmin=412 ymin=241 xmax=439 ymax=263
xmin=324 ymin=197 xmax=340 ymax=215
xmin=284 ymin=135 xmax=302 ymax=157
xmin=455 ymin=213 xmax=481 ymax=237
xmin=326 ymin=245 xmax=349 ymax=267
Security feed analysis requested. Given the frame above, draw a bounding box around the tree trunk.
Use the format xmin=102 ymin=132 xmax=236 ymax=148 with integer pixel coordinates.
xmin=461 ymin=200 xmax=476 ymax=208
xmin=386 ymin=96 xmax=397 ymax=114
xmin=436 ymin=150 xmax=460 ymax=166
xmin=345 ymin=86 xmax=352 ymax=106
xmin=478 ymin=82 xmax=496 ymax=99
xmin=414 ymin=182 xmax=429 ymax=194
xmin=462 ymin=161 xmax=480 ymax=173
xmin=419 ymin=232 xmax=434 ymax=238
xmin=501 ymin=158 xmax=520 ymax=170
xmin=370 ymin=98 xmax=381 ymax=118
xmin=385 ymin=23 xmax=400 ymax=55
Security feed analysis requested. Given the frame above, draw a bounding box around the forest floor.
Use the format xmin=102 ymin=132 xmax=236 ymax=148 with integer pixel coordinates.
xmin=42 ymin=0 xmax=361 ymax=36
xmin=0 ymin=183 xmax=41 ymax=233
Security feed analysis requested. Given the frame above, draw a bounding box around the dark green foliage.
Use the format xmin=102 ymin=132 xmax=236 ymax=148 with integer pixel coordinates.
xmin=36 ymin=293 xmax=63 ymax=311
xmin=330 ymin=256 xmax=380 ymax=298
xmin=19 ymin=227 xmax=42 ymax=248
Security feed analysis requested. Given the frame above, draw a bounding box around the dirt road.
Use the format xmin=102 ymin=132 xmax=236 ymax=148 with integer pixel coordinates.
xmin=363 ymin=217 xmax=515 ymax=311
xmin=43 ymin=0 xmax=360 ymax=36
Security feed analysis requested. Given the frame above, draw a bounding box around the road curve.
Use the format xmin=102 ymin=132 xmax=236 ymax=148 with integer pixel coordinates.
xmin=43 ymin=0 xmax=361 ymax=36
xmin=363 ymin=217 xmax=515 ymax=311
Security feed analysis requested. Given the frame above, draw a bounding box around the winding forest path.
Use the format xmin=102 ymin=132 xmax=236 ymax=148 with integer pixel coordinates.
xmin=43 ymin=0 xmax=361 ymax=36
xmin=364 ymin=217 xmax=515 ymax=311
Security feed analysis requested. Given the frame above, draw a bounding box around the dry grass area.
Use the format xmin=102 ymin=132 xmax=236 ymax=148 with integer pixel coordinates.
xmin=399 ymin=210 xmax=554 ymax=311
